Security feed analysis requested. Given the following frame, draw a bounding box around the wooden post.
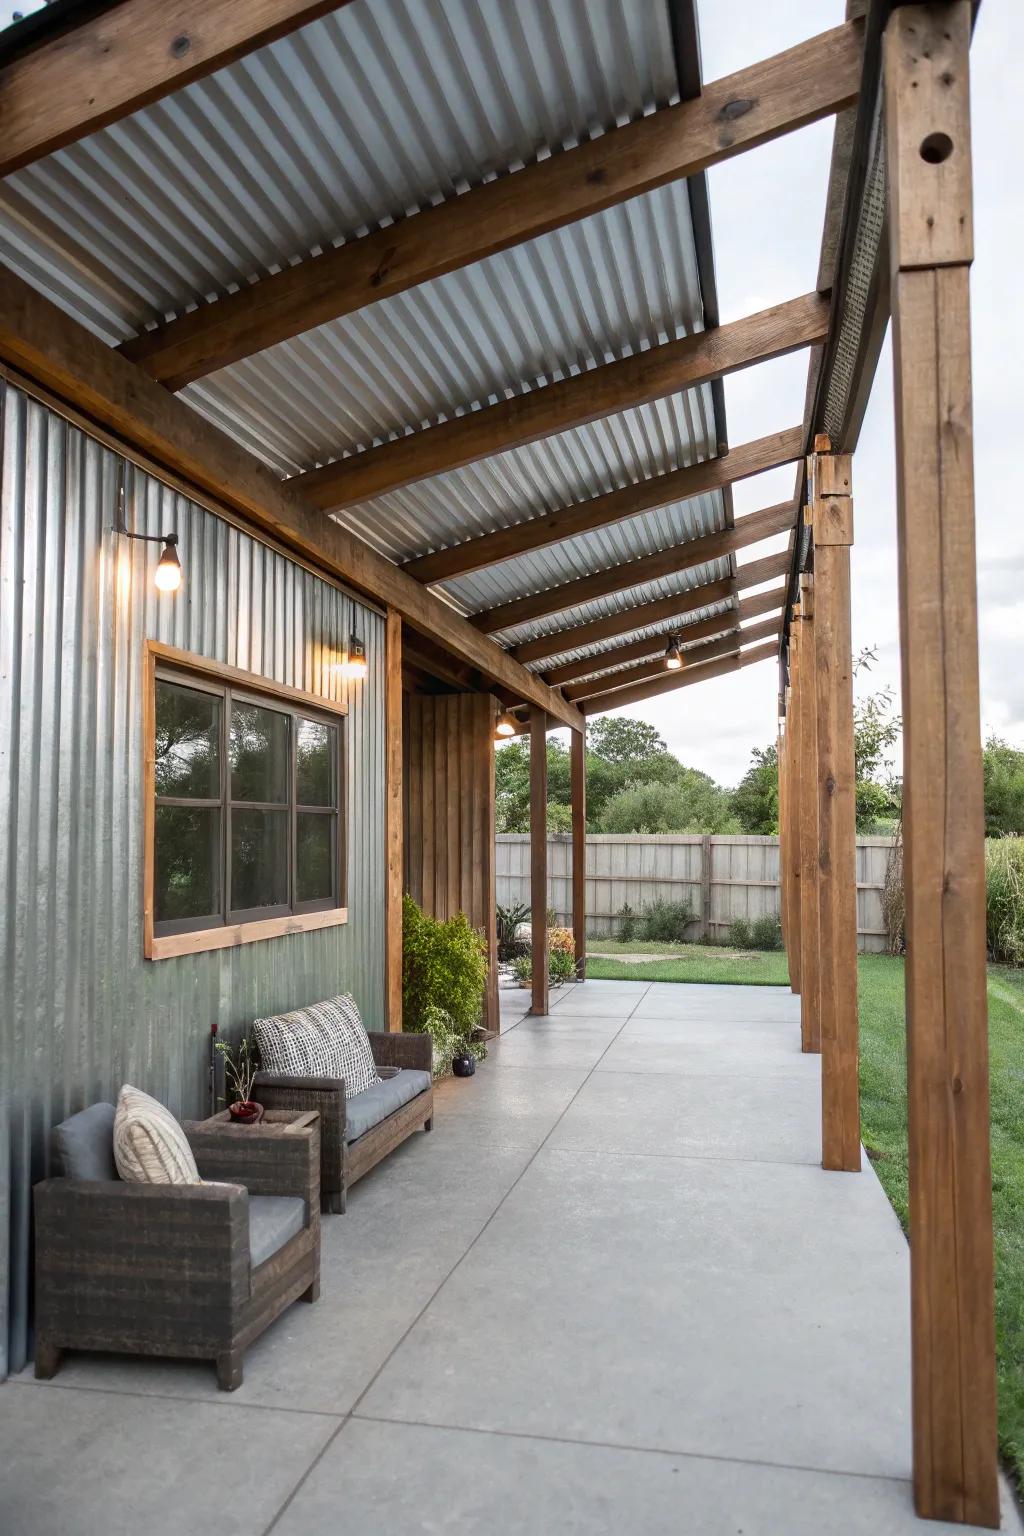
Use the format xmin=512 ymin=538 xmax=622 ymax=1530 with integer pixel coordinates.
xmin=529 ymin=708 xmax=550 ymax=1015
xmin=810 ymin=444 xmax=860 ymax=1172
xmin=571 ymin=725 xmax=587 ymax=980
xmin=885 ymin=5 xmax=998 ymax=1523
xmin=787 ymin=624 xmax=803 ymax=995
xmin=776 ymin=717 xmax=786 ymax=957
xmin=385 ymin=609 xmax=403 ymax=1031
xmin=798 ymin=575 xmax=820 ymax=1050
xmin=700 ymin=834 xmax=713 ymax=942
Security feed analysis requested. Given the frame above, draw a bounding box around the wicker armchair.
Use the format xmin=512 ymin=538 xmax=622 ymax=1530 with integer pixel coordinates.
xmin=253 ymin=1030 xmax=433 ymax=1214
xmin=34 ymin=1109 xmax=321 ymax=1391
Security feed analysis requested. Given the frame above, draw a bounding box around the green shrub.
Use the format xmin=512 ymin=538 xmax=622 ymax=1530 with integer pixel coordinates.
xmin=402 ymin=893 xmax=488 ymax=1041
xmin=617 ymin=903 xmax=637 ymax=942
xmin=728 ymin=917 xmax=753 ymax=950
xmin=512 ymin=951 xmax=533 ymax=988
xmin=511 ymin=944 xmax=577 ymax=987
xmin=749 ymin=914 xmax=783 ymax=952
xmin=637 ymin=898 xmax=694 ymax=943
xmin=986 ymin=838 xmax=1024 ymax=966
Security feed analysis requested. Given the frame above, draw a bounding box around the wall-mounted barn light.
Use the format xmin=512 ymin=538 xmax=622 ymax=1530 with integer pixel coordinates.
xmin=495 ymin=710 xmax=518 ymax=739
xmin=338 ymin=633 xmax=368 ymax=680
xmin=116 ymin=518 xmax=183 ymax=593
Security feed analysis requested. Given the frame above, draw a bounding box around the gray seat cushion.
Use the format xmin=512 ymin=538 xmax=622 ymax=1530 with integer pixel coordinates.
xmin=52 ymin=1103 xmax=118 ymax=1181
xmin=345 ymin=1069 xmax=432 ymax=1144
xmin=248 ymin=1195 xmax=306 ymax=1268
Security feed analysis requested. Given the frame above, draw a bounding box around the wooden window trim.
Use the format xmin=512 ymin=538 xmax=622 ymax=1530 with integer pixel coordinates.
xmin=143 ymin=640 xmax=348 ymax=961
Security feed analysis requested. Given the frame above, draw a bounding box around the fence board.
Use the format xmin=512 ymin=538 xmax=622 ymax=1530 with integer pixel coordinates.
xmin=496 ymin=834 xmax=893 ymax=953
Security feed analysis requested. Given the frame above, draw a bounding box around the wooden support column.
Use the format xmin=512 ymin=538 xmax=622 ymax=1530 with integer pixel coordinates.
xmin=777 ymin=712 xmax=789 ymax=964
xmin=530 ymin=709 xmax=550 ymax=1016
xmin=798 ymin=574 xmax=821 ymax=1051
xmin=788 ymin=631 xmax=803 ymax=995
xmin=810 ymin=444 xmax=860 ymax=1171
xmin=571 ymin=727 xmax=587 ymax=980
xmin=385 ymin=611 xmax=403 ymax=1030
xmin=885 ymin=5 xmax=998 ymax=1523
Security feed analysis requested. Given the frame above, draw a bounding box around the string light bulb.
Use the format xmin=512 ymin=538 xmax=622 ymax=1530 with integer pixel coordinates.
xmin=664 ymin=636 xmax=682 ymax=671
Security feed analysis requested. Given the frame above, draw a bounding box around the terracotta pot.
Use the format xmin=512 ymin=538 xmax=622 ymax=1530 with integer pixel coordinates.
xmin=228 ymin=1100 xmax=264 ymax=1125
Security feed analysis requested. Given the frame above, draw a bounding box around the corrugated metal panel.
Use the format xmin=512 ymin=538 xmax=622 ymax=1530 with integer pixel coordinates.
xmin=523 ymin=593 xmax=737 ymax=674
xmin=0 ymin=0 xmax=679 ymax=345
xmin=0 ymin=382 xmax=386 ymax=1378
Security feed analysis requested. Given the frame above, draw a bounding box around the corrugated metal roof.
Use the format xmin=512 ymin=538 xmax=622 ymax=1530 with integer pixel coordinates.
xmin=522 ymin=589 xmax=739 ymax=674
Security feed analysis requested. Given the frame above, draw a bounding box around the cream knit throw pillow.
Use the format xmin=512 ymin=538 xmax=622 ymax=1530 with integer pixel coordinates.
xmin=114 ymin=1084 xmax=200 ymax=1185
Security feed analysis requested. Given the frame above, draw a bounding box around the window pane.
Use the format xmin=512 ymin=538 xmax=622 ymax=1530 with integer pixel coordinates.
xmin=231 ymin=809 xmax=288 ymax=911
xmin=230 ymin=701 xmax=289 ymax=803
xmin=155 ymin=805 xmax=221 ymax=922
xmin=296 ymin=813 xmax=337 ymax=904
xmin=296 ymin=718 xmax=335 ymax=806
xmin=155 ymin=682 xmax=220 ymax=798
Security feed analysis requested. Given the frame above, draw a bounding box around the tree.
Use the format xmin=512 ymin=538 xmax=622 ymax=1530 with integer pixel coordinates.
xmin=731 ymin=745 xmax=778 ymax=834
xmin=598 ymin=771 xmax=739 ymax=834
xmin=588 ymin=717 xmax=667 ymax=764
xmin=851 ymin=648 xmax=902 ymax=832
xmin=983 ymin=736 xmax=1024 ymax=836
xmin=494 ymin=737 xmax=571 ymax=833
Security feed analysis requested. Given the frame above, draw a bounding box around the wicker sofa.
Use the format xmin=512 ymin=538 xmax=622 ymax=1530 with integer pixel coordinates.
xmin=253 ymin=1030 xmax=433 ymax=1214
xmin=34 ymin=1103 xmax=321 ymax=1390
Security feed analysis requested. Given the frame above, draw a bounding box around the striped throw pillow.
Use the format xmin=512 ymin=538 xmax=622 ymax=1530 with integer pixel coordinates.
xmin=114 ymin=1084 xmax=200 ymax=1185
xmin=254 ymin=994 xmax=380 ymax=1099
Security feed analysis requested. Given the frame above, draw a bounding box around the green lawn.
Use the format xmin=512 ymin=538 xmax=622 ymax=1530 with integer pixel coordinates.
xmin=587 ymin=941 xmax=789 ymax=986
xmin=585 ymin=942 xmax=1024 ymax=1485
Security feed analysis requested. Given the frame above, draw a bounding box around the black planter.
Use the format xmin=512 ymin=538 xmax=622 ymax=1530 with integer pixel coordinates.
xmin=452 ymin=1053 xmax=476 ymax=1078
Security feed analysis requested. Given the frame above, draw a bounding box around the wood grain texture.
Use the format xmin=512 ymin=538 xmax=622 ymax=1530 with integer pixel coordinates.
xmin=571 ymin=728 xmax=587 ymax=981
xmin=581 ymin=639 xmax=777 ymax=716
xmin=787 ymin=627 xmax=803 ymax=996
xmin=296 ymin=294 xmax=830 ymax=511
xmin=530 ymin=708 xmax=550 ymax=1016
xmin=564 ymin=616 xmax=781 ymax=703
xmin=404 ymin=427 xmax=804 ymax=585
xmin=797 ymin=579 xmax=821 ymax=1052
xmin=0 ymin=268 xmax=582 ymax=731
xmin=385 ymin=610 xmax=403 ymax=1032
xmin=474 ymin=501 xmax=797 ymax=635
xmin=1 ymin=1 xmax=357 ymax=176
xmin=511 ymin=553 xmax=790 ymax=667
xmin=119 ymin=22 xmax=862 ymax=386
xmin=810 ymin=456 xmax=860 ymax=1171
xmin=887 ymin=7 xmax=997 ymax=1519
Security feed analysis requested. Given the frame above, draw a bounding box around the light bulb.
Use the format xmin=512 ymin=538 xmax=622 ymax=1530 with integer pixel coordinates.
xmin=664 ymin=636 xmax=682 ymax=671
xmin=495 ymin=711 xmax=517 ymax=739
xmin=154 ymin=536 xmax=182 ymax=593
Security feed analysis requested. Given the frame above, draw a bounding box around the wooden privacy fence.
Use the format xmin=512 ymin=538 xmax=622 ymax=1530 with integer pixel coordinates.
xmin=496 ymin=834 xmax=894 ymax=953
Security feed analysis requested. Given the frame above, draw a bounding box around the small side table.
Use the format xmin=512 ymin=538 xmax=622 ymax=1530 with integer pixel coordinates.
xmin=185 ymin=1109 xmax=321 ymax=1206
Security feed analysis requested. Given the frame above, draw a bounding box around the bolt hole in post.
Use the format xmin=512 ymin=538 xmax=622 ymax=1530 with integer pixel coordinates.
xmin=919 ymin=131 xmax=954 ymax=163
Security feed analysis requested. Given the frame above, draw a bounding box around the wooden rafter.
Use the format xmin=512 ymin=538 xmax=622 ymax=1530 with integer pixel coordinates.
xmin=474 ymin=500 xmax=796 ymax=635
xmin=542 ymin=584 xmax=786 ymax=686
xmin=582 ymin=639 xmax=778 ymax=715
xmin=512 ymin=553 xmax=790 ymax=666
xmin=295 ymin=293 xmax=830 ymax=511
xmin=116 ymin=21 xmax=863 ymax=389
xmin=0 ymin=264 xmax=583 ymax=732
xmin=0 ymin=1 xmax=357 ymax=177
xmin=564 ymin=616 xmax=782 ymax=703
xmin=403 ymin=425 xmax=803 ymax=586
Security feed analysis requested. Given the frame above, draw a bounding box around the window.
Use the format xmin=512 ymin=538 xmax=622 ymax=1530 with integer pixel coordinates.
xmin=146 ymin=644 xmax=346 ymax=958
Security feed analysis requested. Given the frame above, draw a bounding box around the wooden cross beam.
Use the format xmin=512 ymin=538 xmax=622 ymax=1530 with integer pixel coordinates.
xmin=581 ymin=639 xmax=778 ymax=715
xmin=294 ymin=293 xmax=830 ymax=511
xmin=403 ymin=425 xmax=804 ymax=586
xmin=511 ymin=552 xmax=790 ymax=666
xmin=0 ymin=1 xmax=358 ymax=177
xmin=474 ymin=501 xmax=796 ymax=635
xmin=115 ymin=21 xmax=863 ymax=388
xmin=563 ymin=615 xmax=782 ymax=703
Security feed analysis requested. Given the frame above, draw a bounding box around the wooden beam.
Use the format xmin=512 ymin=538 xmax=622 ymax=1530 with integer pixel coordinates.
xmin=885 ymin=6 xmax=998 ymax=1524
xmin=118 ymin=22 xmax=863 ymax=388
xmin=571 ymin=727 xmax=587 ymax=981
xmin=404 ymin=426 xmax=804 ymax=585
xmin=296 ymin=293 xmax=831 ymax=512
xmin=475 ymin=501 xmax=796 ymax=636
xmin=798 ymin=573 xmax=821 ymax=1053
xmin=810 ymin=446 xmax=859 ymax=1169
xmin=513 ymin=552 xmax=790 ymax=667
xmin=564 ymin=616 xmax=782 ymax=703
xmin=529 ymin=709 xmax=550 ymax=1016
xmin=385 ymin=608 xmax=403 ymax=1031
xmin=0 ymin=265 xmax=583 ymax=734
xmin=582 ymin=639 xmax=777 ymax=716
xmin=0 ymin=0 xmax=356 ymax=177
xmin=786 ymin=628 xmax=803 ymax=996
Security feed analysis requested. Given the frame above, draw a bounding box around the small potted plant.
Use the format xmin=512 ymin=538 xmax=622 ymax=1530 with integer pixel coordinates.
xmin=215 ymin=1034 xmax=263 ymax=1124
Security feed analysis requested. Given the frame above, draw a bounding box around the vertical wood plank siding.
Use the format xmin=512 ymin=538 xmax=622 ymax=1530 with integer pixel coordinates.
xmin=0 ymin=383 xmax=386 ymax=1377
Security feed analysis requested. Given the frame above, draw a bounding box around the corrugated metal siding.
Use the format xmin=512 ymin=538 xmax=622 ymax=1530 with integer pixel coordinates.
xmin=0 ymin=381 xmax=386 ymax=1378
xmin=0 ymin=0 xmax=679 ymax=345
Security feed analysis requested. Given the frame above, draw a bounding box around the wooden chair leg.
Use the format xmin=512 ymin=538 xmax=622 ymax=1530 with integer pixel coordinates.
xmin=216 ymin=1350 xmax=244 ymax=1391
xmin=424 ymin=1116 xmax=433 ymax=1133
xmin=323 ymin=1188 xmax=346 ymax=1215
xmin=301 ymin=1275 xmax=320 ymax=1303
xmin=35 ymin=1339 xmax=62 ymax=1380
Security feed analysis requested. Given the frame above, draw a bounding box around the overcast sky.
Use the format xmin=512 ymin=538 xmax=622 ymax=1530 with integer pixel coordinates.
xmin=585 ymin=0 xmax=1023 ymax=788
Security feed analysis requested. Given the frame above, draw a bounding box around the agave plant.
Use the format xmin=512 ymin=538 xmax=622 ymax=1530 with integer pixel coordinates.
xmin=496 ymin=901 xmax=531 ymax=962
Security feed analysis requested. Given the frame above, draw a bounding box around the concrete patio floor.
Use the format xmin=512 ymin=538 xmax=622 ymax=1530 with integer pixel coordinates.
xmin=2 ymin=979 xmax=1021 ymax=1535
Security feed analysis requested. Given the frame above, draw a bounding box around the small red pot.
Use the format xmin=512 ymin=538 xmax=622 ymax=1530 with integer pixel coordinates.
xmin=228 ymin=1100 xmax=264 ymax=1125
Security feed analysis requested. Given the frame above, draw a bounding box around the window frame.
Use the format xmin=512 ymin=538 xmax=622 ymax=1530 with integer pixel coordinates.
xmin=144 ymin=641 xmax=348 ymax=960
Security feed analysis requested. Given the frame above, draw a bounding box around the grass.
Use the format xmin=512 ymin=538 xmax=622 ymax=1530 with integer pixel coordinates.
xmin=588 ymin=941 xmax=1024 ymax=1485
